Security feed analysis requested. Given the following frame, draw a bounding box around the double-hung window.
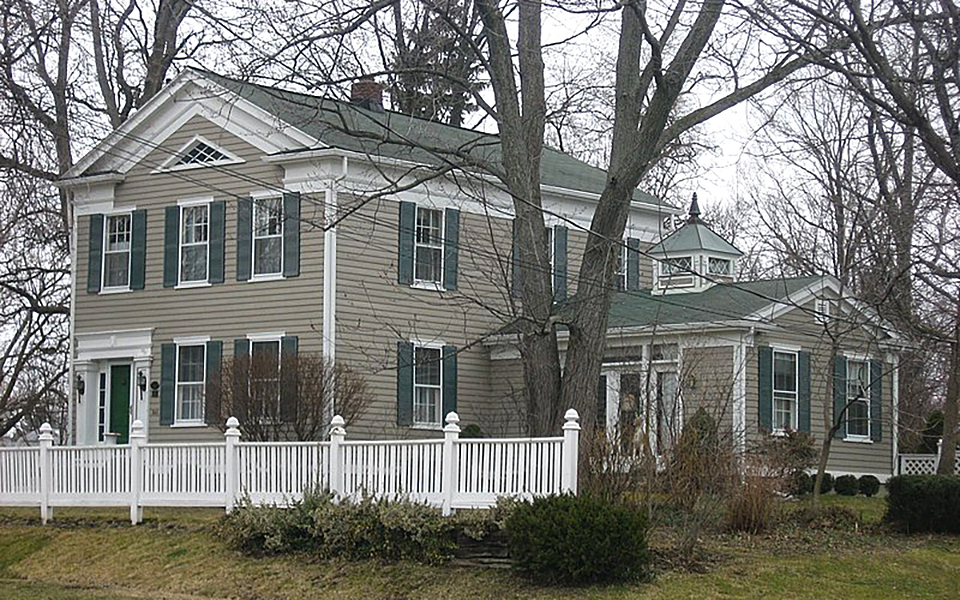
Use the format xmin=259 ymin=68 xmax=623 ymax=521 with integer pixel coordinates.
xmin=180 ymin=204 xmax=209 ymax=283
xmin=413 ymin=345 xmax=442 ymax=426
xmin=615 ymin=242 xmax=628 ymax=290
xmin=846 ymin=359 xmax=870 ymax=438
xmin=254 ymin=198 xmax=283 ymax=276
xmin=103 ymin=214 xmax=132 ymax=289
xmin=414 ymin=207 xmax=443 ymax=284
xmin=250 ymin=340 xmax=281 ymax=416
xmin=772 ymin=350 xmax=798 ymax=432
xmin=176 ymin=345 xmax=205 ymax=423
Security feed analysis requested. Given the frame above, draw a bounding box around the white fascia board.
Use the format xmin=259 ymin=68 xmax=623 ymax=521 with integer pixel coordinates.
xmin=63 ymin=70 xmax=319 ymax=180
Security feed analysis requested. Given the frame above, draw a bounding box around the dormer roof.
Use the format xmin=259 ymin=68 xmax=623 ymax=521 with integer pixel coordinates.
xmin=647 ymin=194 xmax=742 ymax=257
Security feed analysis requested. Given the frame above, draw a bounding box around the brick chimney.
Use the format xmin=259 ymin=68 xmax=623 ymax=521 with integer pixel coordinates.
xmin=350 ymin=77 xmax=384 ymax=111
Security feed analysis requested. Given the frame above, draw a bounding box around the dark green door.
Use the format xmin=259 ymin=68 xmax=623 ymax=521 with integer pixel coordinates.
xmin=109 ymin=365 xmax=131 ymax=444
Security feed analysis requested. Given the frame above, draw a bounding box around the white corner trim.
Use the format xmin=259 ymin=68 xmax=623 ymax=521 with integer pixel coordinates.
xmin=247 ymin=332 xmax=285 ymax=342
xmin=173 ymin=335 xmax=211 ymax=345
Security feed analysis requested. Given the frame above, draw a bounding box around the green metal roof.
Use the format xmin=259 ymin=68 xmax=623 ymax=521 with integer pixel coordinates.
xmin=197 ymin=70 xmax=666 ymax=206
xmin=599 ymin=276 xmax=821 ymax=329
xmin=647 ymin=218 xmax=742 ymax=256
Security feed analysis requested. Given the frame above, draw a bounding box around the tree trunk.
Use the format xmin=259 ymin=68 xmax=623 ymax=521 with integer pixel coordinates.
xmin=937 ymin=302 xmax=960 ymax=474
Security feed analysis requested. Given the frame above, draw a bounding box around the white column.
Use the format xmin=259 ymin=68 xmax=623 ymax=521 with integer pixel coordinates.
xmin=132 ymin=358 xmax=152 ymax=440
xmin=129 ymin=419 xmax=145 ymax=524
xmin=328 ymin=415 xmax=346 ymax=500
xmin=441 ymin=411 xmax=461 ymax=516
xmin=38 ymin=422 xmax=53 ymax=524
xmin=74 ymin=361 xmax=100 ymax=446
xmin=561 ymin=409 xmax=581 ymax=494
xmin=224 ymin=417 xmax=241 ymax=513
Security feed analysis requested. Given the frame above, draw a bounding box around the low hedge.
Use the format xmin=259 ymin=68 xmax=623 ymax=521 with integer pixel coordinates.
xmin=817 ymin=472 xmax=834 ymax=494
xmin=858 ymin=475 xmax=881 ymax=497
xmin=507 ymin=494 xmax=649 ymax=585
xmin=886 ymin=475 xmax=960 ymax=533
xmin=834 ymin=474 xmax=859 ymax=496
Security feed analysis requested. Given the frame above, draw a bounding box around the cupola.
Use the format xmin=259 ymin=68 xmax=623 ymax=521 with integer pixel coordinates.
xmin=648 ymin=193 xmax=742 ymax=294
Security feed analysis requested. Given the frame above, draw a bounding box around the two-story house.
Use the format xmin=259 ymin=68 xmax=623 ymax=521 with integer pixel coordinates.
xmin=60 ymin=69 xmax=903 ymax=480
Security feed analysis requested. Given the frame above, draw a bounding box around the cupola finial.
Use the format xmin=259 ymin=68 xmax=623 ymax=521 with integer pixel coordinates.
xmin=688 ymin=192 xmax=701 ymax=222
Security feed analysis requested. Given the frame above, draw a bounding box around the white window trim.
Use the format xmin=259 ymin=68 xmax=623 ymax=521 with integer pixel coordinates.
xmin=252 ymin=196 xmax=285 ymax=278
xmin=248 ymin=336 xmax=283 ymax=419
xmin=178 ymin=201 xmax=211 ymax=286
xmin=413 ymin=205 xmax=445 ymax=287
xmin=616 ymin=242 xmax=628 ymax=290
xmin=174 ymin=342 xmax=206 ymax=425
xmin=411 ymin=340 xmax=444 ymax=429
xmin=247 ymin=331 xmax=285 ymax=342
xmin=771 ymin=348 xmax=799 ymax=434
xmin=844 ymin=356 xmax=872 ymax=441
xmin=155 ymin=135 xmax=245 ymax=173
xmin=101 ymin=212 xmax=133 ymax=292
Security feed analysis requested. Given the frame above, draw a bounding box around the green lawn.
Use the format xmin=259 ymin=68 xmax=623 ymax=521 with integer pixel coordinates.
xmin=0 ymin=498 xmax=958 ymax=599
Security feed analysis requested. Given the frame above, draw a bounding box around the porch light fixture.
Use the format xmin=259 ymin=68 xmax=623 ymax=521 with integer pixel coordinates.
xmin=137 ymin=370 xmax=147 ymax=392
xmin=75 ymin=374 xmax=85 ymax=397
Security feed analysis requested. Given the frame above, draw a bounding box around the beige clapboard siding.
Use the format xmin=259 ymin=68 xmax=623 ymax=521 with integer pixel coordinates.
xmin=682 ymin=345 xmax=735 ymax=435
xmin=74 ymin=115 xmax=324 ymax=443
xmin=745 ymin=300 xmax=894 ymax=474
xmin=334 ymin=196 xmax=512 ymax=440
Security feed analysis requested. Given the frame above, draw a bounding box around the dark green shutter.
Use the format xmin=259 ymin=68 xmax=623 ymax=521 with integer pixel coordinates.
xmin=443 ymin=208 xmax=459 ymax=290
xmin=870 ymin=359 xmax=883 ymax=441
xmin=442 ymin=345 xmax=458 ymax=419
xmin=87 ymin=214 xmax=104 ymax=293
xmin=398 ymin=201 xmax=415 ymax=284
xmin=758 ymin=346 xmax=773 ymax=432
xmin=236 ymin=198 xmax=252 ymax=281
xmin=160 ymin=343 xmax=176 ymax=425
xmin=626 ymin=237 xmax=641 ymax=291
xmin=283 ymin=192 xmax=300 ymax=278
xmin=833 ymin=354 xmax=847 ymax=439
xmin=163 ymin=206 xmax=179 ymax=288
xmin=232 ymin=339 xmax=250 ymax=423
xmin=397 ymin=341 xmax=414 ymax=426
xmin=209 ymin=201 xmax=225 ymax=284
xmin=204 ymin=341 xmax=223 ymax=426
xmin=798 ymin=350 xmax=811 ymax=433
xmin=553 ymin=226 xmax=567 ymax=302
xmin=511 ymin=219 xmax=521 ymax=298
xmin=130 ymin=210 xmax=147 ymax=290
xmin=280 ymin=336 xmax=299 ymax=422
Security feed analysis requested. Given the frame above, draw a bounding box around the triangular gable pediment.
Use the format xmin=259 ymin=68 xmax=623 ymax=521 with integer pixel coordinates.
xmin=64 ymin=70 xmax=320 ymax=180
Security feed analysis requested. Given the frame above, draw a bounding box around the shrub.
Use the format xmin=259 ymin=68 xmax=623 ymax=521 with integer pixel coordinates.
xmin=220 ymin=488 xmax=331 ymax=555
xmin=507 ymin=494 xmax=649 ymax=585
xmin=792 ymin=506 xmax=860 ymax=530
xmin=835 ymin=475 xmax=859 ymax=496
xmin=787 ymin=470 xmax=813 ymax=496
xmin=754 ymin=429 xmax=817 ymax=482
xmin=815 ymin=472 xmax=834 ymax=494
xmin=460 ymin=424 xmax=484 ymax=438
xmin=724 ymin=477 xmax=775 ymax=534
xmin=885 ymin=475 xmax=960 ymax=533
xmin=858 ymin=475 xmax=881 ymax=497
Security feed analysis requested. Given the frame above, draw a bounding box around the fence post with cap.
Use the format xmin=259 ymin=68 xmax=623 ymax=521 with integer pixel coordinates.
xmin=561 ymin=409 xmax=580 ymax=494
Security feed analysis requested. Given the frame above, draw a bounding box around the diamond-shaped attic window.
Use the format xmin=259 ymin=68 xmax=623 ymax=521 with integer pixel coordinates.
xmin=175 ymin=141 xmax=230 ymax=166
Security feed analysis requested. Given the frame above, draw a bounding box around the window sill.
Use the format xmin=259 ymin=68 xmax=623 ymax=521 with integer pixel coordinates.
xmin=410 ymin=281 xmax=445 ymax=292
xmin=249 ymin=274 xmax=284 ymax=283
xmin=770 ymin=430 xmax=791 ymax=438
xmin=843 ymin=436 xmax=873 ymax=444
xmin=99 ymin=287 xmax=132 ymax=295
xmin=170 ymin=422 xmax=208 ymax=428
xmin=410 ymin=423 xmax=443 ymax=431
xmin=175 ymin=281 xmax=212 ymax=290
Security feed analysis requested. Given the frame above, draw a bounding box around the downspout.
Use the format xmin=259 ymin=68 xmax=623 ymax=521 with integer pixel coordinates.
xmin=67 ymin=208 xmax=78 ymax=445
xmin=891 ymin=352 xmax=899 ymax=475
xmin=321 ymin=157 xmax=345 ymax=426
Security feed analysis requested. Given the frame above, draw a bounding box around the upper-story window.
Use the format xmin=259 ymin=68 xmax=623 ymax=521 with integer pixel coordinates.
xmin=176 ymin=344 xmax=205 ymax=424
xmin=254 ymin=198 xmax=284 ymax=276
xmin=250 ymin=339 xmax=281 ymax=415
xmin=415 ymin=207 xmax=443 ymax=283
xmin=846 ymin=359 xmax=871 ymax=438
xmin=615 ymin=242 xmax=628 ymax=290
xmin=773 ymin=350 xmax=798 ymax=431
xmin=708 ymin=257 xmax=731 ymax=276
xmin=659 ymin=256 xmax=692 ymax=276
xmin=180 ymin=204 xmax=209 ymax=283
xmin=414 ymin=345 xmax=442 ymax=426
xmin=103 ymin=214 xmax=132 ymax=289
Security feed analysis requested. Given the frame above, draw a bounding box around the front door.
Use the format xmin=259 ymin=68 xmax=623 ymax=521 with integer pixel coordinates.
xmin=109 ymin=364 xmax=131 ymax=444
xmin=655 ymin=370 xmax=679 ymax=454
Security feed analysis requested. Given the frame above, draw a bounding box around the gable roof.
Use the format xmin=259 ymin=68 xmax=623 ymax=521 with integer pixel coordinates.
xmin=602 ymin=276 xmax=821 ymax=329
xmin=647 ymin=218 xmax=742 ymax=256
xmin=195 ymin=70 xmax=666 ymax=207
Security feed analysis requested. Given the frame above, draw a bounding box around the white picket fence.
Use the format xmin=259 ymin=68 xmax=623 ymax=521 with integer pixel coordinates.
xmin=0 ymin=410 xmax=580 ymax=524
xmin=897 ymin=439 xmax=960 ymax=476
